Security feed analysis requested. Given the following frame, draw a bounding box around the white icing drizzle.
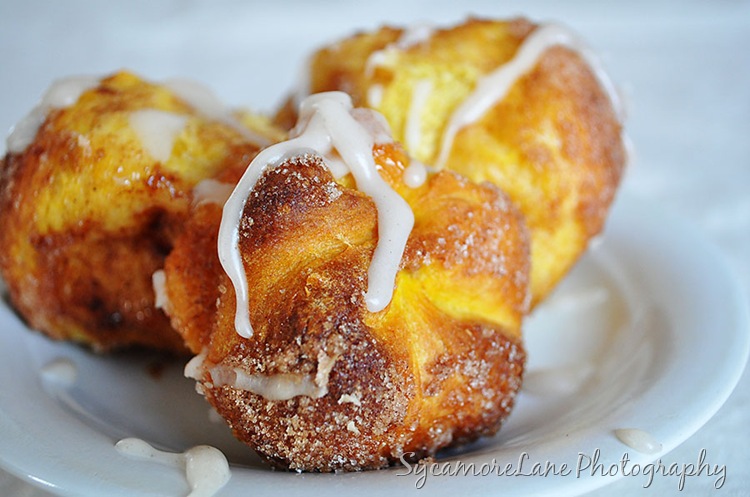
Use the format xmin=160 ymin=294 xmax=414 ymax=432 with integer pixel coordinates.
xmin=129 ymin=109 xmax=188 ymax=163
xmin=164 ymin=78 xmax=271 ymax=147
xmin=165 ymin=79 xmax=228 ymax=122
xmin=210 ymin=350 xmax=335 ymax=401
xmin=367 ymin=84 xmax=384 ymax=108
xmin=365 ymin=23 xmax=434 ymax=78
xmin=337 ymin=393 xmax=362 ymax=406
xmin=404 ymin=79 xmax=433 ymax=153
xmin=7 ymin=75 xmax=100 ymax=154
xmin=364 ymin=50 xmax=394 ymax=79
xmin=435 ymin=23 xmax=625 ymax=168
xmin=403 ymin=159 xmax=428 ymax=189
xmin=152 ymin=270 xmax=169 ymax=311
xmin=186 ymin=347 xmax=336 ymax=401
xmin=346 ymin=420 xmax=361 ymax=435
xmin=395 ymin=23 xmax=434 ymax=50
xmin=39 ymin=358 xmax=78 ymax=387
xmin=115 ymin=438 xmax=230 ymax=497
xmin=192 ymin=179 xmax=235 ymax=206
xmin=7 ymin=75 xmax=269 ymax=156
xmin=210 ymin=367 xmax=327 ymax=401
xmin=350 ymin=107 xmax=394 ymax=146
xmin=7 ymin=108 xmax=46 ymax=154
xmin=184 ymin=349 xmax=209 ymax=381
xmin=614 ymin=428 xmax=663 ymax=455
xmin=218 ymin=92 xmax=414 ymax=338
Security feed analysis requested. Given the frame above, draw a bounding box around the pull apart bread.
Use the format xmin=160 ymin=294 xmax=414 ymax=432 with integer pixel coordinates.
xmin=162 ymin=92 xmax=531 ymax=471
xmin=278 ymin=18 xmax=627 ymax=305
xmin=0 ymin=71 xmax=280 ymax=352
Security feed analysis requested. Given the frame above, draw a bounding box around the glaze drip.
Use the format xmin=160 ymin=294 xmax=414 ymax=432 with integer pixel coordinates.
xmin=7 ymin=75 xmax=99 ymax=154
xmin=115 ymin=438 xmax=230 ymax=497
xmin=218 ymin=92 xmax=414 ymax=338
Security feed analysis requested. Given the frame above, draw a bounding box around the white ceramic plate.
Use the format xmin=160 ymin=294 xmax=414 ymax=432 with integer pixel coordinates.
xmin=0 ymin=193 xmax=747 ymax=497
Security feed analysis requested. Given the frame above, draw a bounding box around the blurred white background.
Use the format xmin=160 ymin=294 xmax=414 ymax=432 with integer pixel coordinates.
xmin=0 ymin=1 xmax=748 ymax=495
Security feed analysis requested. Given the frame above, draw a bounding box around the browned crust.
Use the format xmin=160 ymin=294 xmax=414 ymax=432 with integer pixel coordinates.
xmin=165 ymin=145 xmax=529 ymax=471
xmin=0 ymin=71 xmax=264 ymax=352
xmin=473 ymin=41 xmax=626 ymax=235
xmin=0 ymin=137 xmax=182 ymax=351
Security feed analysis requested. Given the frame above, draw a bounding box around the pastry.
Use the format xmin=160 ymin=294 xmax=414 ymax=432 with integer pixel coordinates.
xmin=163 ymin=92 xmax=530 ymax=470
xmin=279 ymin=18 xmax=627 ymax=305
xmin=0 ymin=71 xmax=277 ymax=352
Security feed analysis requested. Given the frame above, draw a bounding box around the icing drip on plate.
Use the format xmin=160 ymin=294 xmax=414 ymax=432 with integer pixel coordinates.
xmin=614 ymin=428 xmax=663 ymax=455
xmin=115 ymin=438 xmax=230 ymax=497
xmin=218 ymin=91 xmax=416 ymax=338
xmin=39 ymin=358 xmax=78 ymax=387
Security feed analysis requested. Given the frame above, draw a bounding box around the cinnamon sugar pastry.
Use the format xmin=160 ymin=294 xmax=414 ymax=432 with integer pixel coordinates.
xmin=163 ymin=92 xmax=530 ymax=470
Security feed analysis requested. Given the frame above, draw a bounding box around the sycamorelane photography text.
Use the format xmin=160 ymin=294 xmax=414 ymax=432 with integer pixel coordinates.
xmin=397 ymin=449 xmax=727 ymax=491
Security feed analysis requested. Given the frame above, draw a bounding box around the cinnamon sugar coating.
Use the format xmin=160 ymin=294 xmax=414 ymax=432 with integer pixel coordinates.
xmin=164 ymin=144 xmax=529 ymax=470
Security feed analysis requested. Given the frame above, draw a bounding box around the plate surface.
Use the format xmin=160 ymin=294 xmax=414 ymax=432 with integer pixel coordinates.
xmin=0 ymin=193 xmax=747 ymax=497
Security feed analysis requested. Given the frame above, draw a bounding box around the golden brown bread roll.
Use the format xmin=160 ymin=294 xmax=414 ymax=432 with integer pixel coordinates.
xmin=163 ymin=92 xmax=530 ymax=471
xmin=278 ymin=18 xmax=627 ymax=306
xmin=0 ymin=71 xmax=276 ymax=352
